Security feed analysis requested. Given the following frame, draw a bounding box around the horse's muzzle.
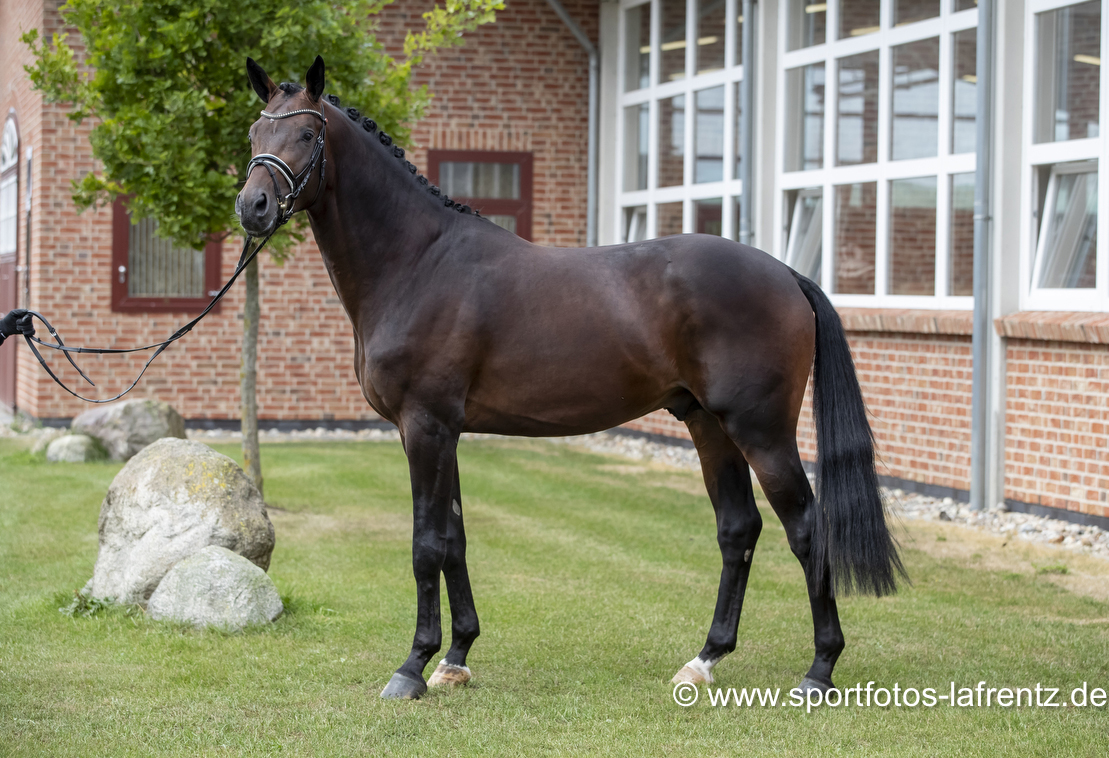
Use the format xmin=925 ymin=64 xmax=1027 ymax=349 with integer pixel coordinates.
xmin=236 ymin=185 xmax=278 ymax=237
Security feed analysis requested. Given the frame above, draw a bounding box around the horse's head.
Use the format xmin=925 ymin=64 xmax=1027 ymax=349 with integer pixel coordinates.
xmin=236 ymin=56 xmax=328 ymax=236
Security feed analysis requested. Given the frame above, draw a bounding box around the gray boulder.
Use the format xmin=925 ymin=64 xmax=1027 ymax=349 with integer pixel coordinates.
xmin=71 ymin=398 xmax=186 ymax=461
xmin=88 ymin=438 xmax=275 ymax=605
xmin=45 ymin=434 xmax=107 ymax=463
xmin=148 ymin=546 xmax=283 ymax=631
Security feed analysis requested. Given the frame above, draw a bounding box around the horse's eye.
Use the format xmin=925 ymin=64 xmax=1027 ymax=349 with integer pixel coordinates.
xmin=301 ymin=130 xmax=314 ymax=142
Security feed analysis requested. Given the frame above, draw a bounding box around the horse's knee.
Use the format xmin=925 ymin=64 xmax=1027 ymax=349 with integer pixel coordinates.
xmin=717 ymin=508 xmax=762 ymax=561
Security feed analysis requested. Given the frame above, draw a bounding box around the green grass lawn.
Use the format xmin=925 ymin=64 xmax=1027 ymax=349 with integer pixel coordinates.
xmin=2 ymin=436 xmax=1108 ymax=756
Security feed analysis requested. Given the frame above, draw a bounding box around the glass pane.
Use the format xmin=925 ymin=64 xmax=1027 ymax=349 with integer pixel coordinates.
xmin=839 ymin=0 xmax=880 ymax=40
xmin=624 ymin=206 xmax=647 ymax=242
xmin=787 ymin=0 xmax=826 ymax=51
xmin=734 ymin=82 xmax=742 ymax=180
xmin=487 ymin=215 xmax=517 ymax=233
xmin=1034 ymin=1 xmax=1101 ymax=144
xmin=950 ymin=172 xmax=975 ymax=296
xmin=732 ymin=197 xmax=743 ymax=241
xmin=127 ymin=215 xmax=205 ymax=298
xmin=696 ymin=86 xmax=724 ymax=183
xmin=786 ymin=63 xmax=825 ymax=171
xmin=834 ymin=182 xmax=877 ymax=294
xmin=661 ymin=0 xmax=687 ymax=83
xmin=624 ymin=104 xmax=649 ymax=191
xmin=891 ymin=37 xmax=940 ymax=161
xmin=0 ymin=177 xmax=15 ymax=255
xmin=659 ymin=95 xmax=686 ymax=187
xmin=786 ymin=189 xmax=823 ymax=282
xmin=889 ymin=176 xmax=937 ymax=296
xmin=954 ymin=0 xmax=976 ymax=11
xmin=441 ymin=162 xmax=519 ymax=199
xmin=658 ymin=201 xmax=684 ymax=236
xmin=1037 ymin=169 xmax=1098 ymax=288
xmin=733 ymin=4 xmax=744 ymax=66
xmin=895 ymin=0 xmax=939 ymax=26
xmin=697 ymin=0 xmax=726 ymax=74
xmin=837 ymin=51 xmax=880 ymax=166
xmin=695 ymin=198 xmax=723 ymax=235
xmin=625 ymin=4 xmax=652 ymax=92
xmin=952 ymin=29 xmax=977 ymax=154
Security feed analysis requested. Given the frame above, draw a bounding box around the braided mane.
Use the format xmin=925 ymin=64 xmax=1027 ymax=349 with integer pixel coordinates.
xmin=320 ymin=92 xmax=481 ymax=219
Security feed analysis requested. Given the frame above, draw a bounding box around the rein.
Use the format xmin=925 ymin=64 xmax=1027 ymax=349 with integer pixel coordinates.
xmin=10 ymin=104 xmax=328 ymax=404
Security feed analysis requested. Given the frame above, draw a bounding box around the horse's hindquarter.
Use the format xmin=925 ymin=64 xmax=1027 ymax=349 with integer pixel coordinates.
xmin=461 ymin=235 xmax=815 ymax=436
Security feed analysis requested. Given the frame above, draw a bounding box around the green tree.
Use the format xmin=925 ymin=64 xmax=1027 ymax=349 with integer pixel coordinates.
xmin=23 ymin=0 xmax=500 ymax=495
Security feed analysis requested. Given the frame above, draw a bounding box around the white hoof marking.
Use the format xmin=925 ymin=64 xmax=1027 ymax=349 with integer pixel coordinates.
xmin=427 ymin=660 xmax=471 ymax=687
xmin=671 ymin=656 xmax=716 ymax=685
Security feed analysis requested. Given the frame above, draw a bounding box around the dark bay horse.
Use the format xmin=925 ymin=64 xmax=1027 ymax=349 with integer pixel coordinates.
xmin=236 ymin=57 xmax=903 ymax=700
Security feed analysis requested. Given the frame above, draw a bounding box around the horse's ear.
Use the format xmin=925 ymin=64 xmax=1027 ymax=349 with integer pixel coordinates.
xmin=306 ymin=55 xmax=325 ymax=102
xmin=246 ymin=58 xmax=277 ymax=104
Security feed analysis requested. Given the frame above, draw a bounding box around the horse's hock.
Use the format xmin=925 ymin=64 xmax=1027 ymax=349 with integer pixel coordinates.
xmin=71 ymin=398 xmax=186 ymax=461
xmin=86 ymin=438 xmax=275 ymax=606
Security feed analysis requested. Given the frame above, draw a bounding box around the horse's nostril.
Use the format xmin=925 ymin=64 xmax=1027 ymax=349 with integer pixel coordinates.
xmin=254 ymin=194 xmax=268 ymax=214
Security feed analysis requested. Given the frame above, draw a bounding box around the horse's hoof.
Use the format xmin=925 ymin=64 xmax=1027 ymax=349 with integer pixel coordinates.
xmin=797 ymin=676 xmax=834 ymax=695
xmin=380 ymin=672 xmax=428 ymax=700
xmin=427 ymin=660 xmax=472 ymax=687
xmin=671 ymin=658 xmax=714 ymax=685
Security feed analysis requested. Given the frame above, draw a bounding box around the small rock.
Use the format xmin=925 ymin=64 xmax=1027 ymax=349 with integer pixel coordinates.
xmin=45 ymin=434 xmax=107 ymax=463
xmin=938 ymin=510 xmax=952 ymax=522
xmin=72 ymin=398 xmax=186 ymax=461
xmin=147 ymin=546 xmax=283 ymax=631
xmin=87 ymin=438 xmax=275 ymax=605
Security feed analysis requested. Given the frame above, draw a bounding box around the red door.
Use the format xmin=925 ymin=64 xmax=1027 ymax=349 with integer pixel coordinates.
xmin=0 ymin=254 xmax=16 ymax=410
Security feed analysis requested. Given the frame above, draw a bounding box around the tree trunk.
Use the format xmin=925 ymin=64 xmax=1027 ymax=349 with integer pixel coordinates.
xmin=241 ymin=256 xmax=263 ymax=497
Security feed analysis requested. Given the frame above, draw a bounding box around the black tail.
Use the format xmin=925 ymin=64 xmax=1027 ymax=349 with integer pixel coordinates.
xmin=790 ymin=271 xmax=905 ymax=597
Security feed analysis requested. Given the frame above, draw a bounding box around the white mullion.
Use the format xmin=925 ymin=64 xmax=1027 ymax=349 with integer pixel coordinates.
xmin=875 ymin=5 xmax=892 ymax=297
xmin=1019 ymin=0 xmax=1037 ymax=310
xmin=725 ymin=0 xmax=737 ymax=70
xmin=936 ymin=11 xmax=954 ymax=298
xmin=936 ymin=166 xmax=952 ymax=297
xmin=772 ymin=0 xmax=789 ymax=260
xmin=682 ymin=0 xmax=696 ymax=233
xmin=823 ymin=179 xmax=835 ymax=292
xmin=648 ymin=0 xmax=661 ymax=231
xmin=1098 ymin=0 xmax=1109 ymax=302
xmin=824 ymin=33 xmax=838 ymax=291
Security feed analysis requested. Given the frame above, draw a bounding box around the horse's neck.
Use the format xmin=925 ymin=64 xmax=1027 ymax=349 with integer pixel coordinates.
xmin=307 ymin=134 xmax=447 ymax=329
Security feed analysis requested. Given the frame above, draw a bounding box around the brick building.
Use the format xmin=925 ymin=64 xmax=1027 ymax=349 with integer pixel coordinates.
xmin=4 ymin=0 xmax=1109 ymax=529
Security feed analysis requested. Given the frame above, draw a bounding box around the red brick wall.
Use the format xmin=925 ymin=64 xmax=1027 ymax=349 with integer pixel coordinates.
xmin=1003 ymin=336 xmax=1109 ymax=521
xmin=4 ymin=0 xmax=595 ymax=421
xmin=378 ymin=0 xmax=596 ymax=248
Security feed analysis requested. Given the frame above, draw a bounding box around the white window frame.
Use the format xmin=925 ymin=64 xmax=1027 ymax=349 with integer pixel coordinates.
xmin=1021 ymin=0 xmax=1109 ymax=311
xmin=615 ymin=0 xmax=745 ymax=240
xmin=774 ymin=0 xmax=977 ymax=309
xmin=0 ymin=117 xmax=19 ymax=258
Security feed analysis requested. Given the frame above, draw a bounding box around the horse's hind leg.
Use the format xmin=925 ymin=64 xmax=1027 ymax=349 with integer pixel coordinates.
xmin=743 ymin=439 xmax=844 ymax=693
xmin=428 ymin=462 xmax=480 ymax=687
xmin=672 ymin=407 xmax=762 ymax=685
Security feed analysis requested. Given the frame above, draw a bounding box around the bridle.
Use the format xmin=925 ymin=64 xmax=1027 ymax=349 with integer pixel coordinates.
xmin=12 ymin=101 xmax=330 ymax=403
xmin=247 ymin=105 xmax=328 ymax=225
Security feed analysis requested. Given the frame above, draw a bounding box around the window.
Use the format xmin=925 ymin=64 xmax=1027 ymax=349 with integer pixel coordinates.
xmin=1023 ymin=0 xmax=1108 ymax=309
xmin=617 ymin=0 xmax=746 ymax=241
xmin=777 ymin=0 xmax=976 ymax=307
xmin=428 ymin=150 xmax=533 ymax=240
xmin=111 ymin=198 xmax=222 ymax=313
xmin=0 ymin=117 xmax=18 ymax=258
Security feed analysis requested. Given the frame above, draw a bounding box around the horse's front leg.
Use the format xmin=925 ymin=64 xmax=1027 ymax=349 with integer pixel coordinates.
xmin=427 ymin=461 xmax=480 ymax=687
xmin=380 ymin=413 xmax=460 ymax=700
